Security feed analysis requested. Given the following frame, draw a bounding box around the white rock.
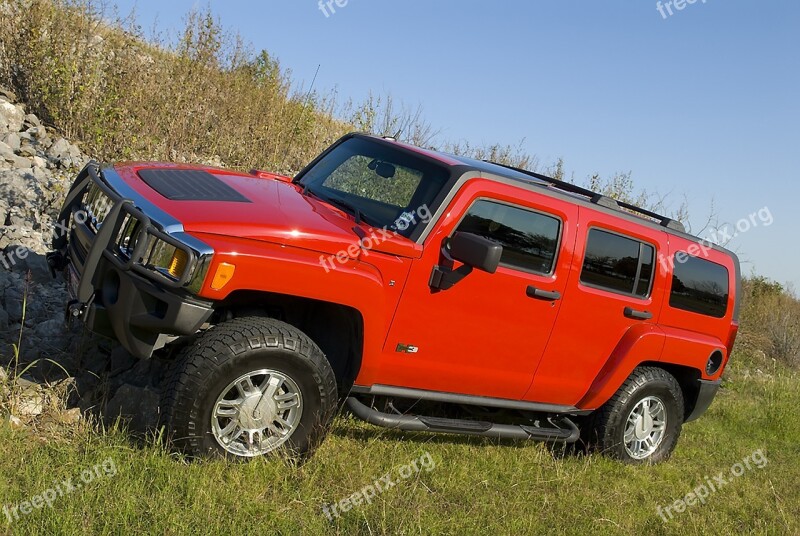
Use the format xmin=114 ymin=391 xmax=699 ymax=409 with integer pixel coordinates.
xmin=6 ymin=415 xmax=24 ymax=429
xmin=16 ymin=393 xmax=44 ymax=418
xmin=27 ymin=125 xmax=46 ymax=140
xmin=3 ymin=132 xmax=20 ymax=152
xmin=0 ymin=140 xmax=14 ymax=160
xmin=0 ymin=99 xmax=24 ymax=132
xmin=23 ymin=113 xmax=41 ymax=127
xmin=47 ymin=138 xmax=71 ymax=161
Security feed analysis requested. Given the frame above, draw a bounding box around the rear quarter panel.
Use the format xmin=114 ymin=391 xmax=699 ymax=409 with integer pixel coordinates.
xmin=657 ymin=235 xmax=739 ymax=380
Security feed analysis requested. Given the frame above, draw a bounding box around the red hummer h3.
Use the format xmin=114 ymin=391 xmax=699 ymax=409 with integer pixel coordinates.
xmin=48 ymin=134 xmax=741 ymax=463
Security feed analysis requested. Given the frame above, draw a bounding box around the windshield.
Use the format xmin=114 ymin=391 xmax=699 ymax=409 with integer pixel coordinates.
xmin=297 ymin=137 xmax=451 ymax=238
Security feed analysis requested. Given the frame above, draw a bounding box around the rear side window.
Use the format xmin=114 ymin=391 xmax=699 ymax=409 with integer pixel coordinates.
xmin=670 ymin=255 xmax=729 ymax=318
xmin=580 ymin=229 xmax=655 ymax=298
xmin=456 ymin=200 xmax=561 ymax=274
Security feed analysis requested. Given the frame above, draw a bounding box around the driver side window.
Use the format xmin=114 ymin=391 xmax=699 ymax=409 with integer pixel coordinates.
xmin=456 ymin=199 xmax=562 ymax=275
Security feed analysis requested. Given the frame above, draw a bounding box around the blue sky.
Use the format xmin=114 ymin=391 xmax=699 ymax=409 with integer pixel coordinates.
xmin=111 ymin=0 xmax=800 ymax=288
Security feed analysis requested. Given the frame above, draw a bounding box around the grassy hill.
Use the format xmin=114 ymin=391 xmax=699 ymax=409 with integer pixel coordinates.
xmin=0 ymin=355 xmax=797 ymax=535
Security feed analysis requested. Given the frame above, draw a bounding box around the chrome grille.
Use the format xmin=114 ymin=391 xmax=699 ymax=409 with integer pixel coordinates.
xmin=83 ymin=183 xmax=113 ymax=232
xmin=115 ymin=213 xmax=144 ymax=260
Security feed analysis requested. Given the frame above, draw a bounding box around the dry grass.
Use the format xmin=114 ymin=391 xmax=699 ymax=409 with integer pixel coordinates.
xmin=0 ymin=0 xmax=538 ymax=175
xmin=737 ymin=277 xmax=800 ymax=369
xmin=0 ymin=0 xmax=351 ymax=173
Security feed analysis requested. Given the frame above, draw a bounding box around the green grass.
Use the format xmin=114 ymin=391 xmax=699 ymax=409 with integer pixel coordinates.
xmin=0 ymin=358 xmax=797 ymax=535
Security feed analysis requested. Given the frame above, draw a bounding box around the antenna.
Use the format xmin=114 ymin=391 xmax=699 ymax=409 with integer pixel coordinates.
xmin=279 ymin=64 xmax=321 ymax=176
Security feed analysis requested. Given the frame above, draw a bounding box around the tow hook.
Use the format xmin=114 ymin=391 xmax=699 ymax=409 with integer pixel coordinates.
xmin=65 ymin=300 xmax=86 ymax=326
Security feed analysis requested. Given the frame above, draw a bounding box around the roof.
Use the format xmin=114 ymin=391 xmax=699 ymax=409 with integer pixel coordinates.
xmin=364 ymin=134 xmax=687 ymax=234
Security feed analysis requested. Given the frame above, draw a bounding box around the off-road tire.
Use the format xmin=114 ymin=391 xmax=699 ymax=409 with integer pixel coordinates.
xmin=584 ymin=367 xmax=684 ymax=464
xmin=160 ymin=316 xmax=337 ymax=461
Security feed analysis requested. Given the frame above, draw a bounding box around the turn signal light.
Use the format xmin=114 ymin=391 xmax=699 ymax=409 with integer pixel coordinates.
xmin=211 ymin=262 xmax=236 ymax=290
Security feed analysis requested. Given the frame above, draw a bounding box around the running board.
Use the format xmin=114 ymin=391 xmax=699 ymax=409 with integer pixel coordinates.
xmin=345 ymin=397 xmax=580 ymax=443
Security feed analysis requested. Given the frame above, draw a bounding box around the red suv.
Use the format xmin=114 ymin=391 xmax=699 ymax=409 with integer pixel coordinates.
xmin=48 ymin=133 xmax=740 ymax=463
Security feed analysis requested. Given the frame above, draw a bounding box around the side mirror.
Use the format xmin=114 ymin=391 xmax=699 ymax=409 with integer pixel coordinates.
xmin=449 ymin=232 xmax=502 ymax=274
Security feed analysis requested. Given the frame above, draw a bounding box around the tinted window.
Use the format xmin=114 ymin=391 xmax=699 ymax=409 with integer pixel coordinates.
xmin=580 ymin=229 xmax=655 ymax=297
xmin=670 ymin=255 xmax=729 ymax=318
xmin=456 ymin=200 xmax=561 ymax=274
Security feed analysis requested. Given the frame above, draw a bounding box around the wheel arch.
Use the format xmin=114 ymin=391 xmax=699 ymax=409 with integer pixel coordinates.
xmin=584 ymin=360 xmax=704 ymax=422
xmin=213 ymin=289 xmax=365 ymax=394
xmin=638 ymin=361 xmax=703 ymax=422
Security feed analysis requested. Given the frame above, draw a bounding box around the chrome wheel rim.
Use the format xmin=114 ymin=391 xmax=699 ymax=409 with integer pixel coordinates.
xmin=211 ymin=369 xmax=303 ymax=457
xmin=623 ymin=396 xmax=667 ymax=460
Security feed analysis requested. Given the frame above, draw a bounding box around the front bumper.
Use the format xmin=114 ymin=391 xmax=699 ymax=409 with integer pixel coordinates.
xmin=685 ymin=379 xmax=722 ymax=422
xmin=49 ymin=162 xmax=215 ymax=358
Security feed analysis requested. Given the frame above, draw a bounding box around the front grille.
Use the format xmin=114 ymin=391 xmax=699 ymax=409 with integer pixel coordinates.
xmin=83 ymin=182 xmax=114 ymax=232
xmin=115 ymin=212 xmax=145 ymax=260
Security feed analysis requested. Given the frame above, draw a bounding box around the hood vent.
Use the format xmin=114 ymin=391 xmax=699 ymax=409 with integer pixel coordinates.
xmin=138 ymin=169 xmax=251 ymax=203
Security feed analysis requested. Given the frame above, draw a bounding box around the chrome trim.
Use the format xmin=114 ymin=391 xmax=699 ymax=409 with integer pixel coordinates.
xmin=76 ymin=164 xmax=215 ymax=293
xmin=350 ymin=384 xmax=589 ymax=415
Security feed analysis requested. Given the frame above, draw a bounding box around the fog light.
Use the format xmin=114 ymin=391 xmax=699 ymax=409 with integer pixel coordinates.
xmin=211 ymin=262 xmax=235 ymax=290
xmin=168 ymin=249 xmax=189 ymax=280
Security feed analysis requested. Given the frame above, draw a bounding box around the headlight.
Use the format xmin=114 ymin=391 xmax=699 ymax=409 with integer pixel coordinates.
xmin=147 ymin=238 xmax=190 ymax=281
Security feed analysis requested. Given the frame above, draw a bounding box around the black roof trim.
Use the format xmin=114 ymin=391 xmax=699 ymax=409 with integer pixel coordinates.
xmin=483 ymin=160 xmax=686 ymax=233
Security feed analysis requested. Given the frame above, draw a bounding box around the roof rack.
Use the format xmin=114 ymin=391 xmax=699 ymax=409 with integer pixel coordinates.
xmin=484 ymin=161 xmax=686 ymax=234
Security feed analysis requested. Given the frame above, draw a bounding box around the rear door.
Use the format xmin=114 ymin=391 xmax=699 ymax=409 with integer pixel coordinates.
xmin=374 ymin=180 xmax=578 ymax=400
xmin=526 ymin=208 xmax=669 ymax=406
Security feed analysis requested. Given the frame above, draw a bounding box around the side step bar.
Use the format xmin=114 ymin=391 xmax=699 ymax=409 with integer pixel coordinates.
xmin=345 ymin=397 xmax=580 ymax=443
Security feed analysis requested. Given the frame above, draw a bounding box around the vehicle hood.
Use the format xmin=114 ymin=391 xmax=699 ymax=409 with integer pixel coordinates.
xmin=112 ymin=162 xmax=421 ymax=259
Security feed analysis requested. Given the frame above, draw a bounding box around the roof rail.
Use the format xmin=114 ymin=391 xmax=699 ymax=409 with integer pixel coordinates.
xmin=484 ymin=161 xmax=686 ymax=234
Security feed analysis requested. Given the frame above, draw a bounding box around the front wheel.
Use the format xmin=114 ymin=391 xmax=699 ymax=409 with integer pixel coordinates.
xmin=160 ymin=317 xmax=338 ymax=461
xmin=585 ymin=367 xmax=684 ymax=464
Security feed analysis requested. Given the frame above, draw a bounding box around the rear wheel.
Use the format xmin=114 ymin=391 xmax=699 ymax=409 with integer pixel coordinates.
xmin=585 ymin=367 xmax=684 ymax=464
xmin=160 ymin=317 xmax=337 ymax=460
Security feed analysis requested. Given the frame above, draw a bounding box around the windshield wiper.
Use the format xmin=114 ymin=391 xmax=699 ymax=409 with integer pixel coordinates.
xmin=323 ymin=195 xmax=364 ymax=225
xmin=302 ymin=185 xmax=370 ymax=226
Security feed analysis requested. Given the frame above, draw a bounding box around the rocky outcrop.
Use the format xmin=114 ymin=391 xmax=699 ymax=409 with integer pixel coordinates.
xmin=0 ymin=89 xmax=164 ymax=433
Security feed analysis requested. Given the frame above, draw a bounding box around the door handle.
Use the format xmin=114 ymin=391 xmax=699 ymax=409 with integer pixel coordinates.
xmin=526 ymin=286 xmax=562 ymax=302
xmin=624 ymin=307 xmax=652 ymax=320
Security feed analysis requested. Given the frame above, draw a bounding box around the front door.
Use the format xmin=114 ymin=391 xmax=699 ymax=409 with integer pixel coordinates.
xmin=376 ymin=183 xmax=578 ymax=400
